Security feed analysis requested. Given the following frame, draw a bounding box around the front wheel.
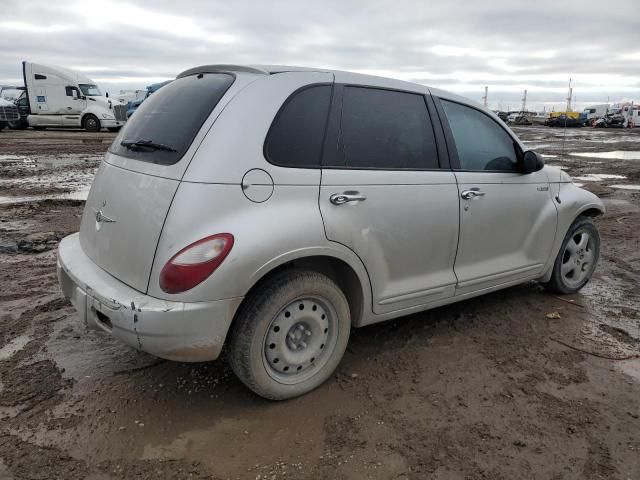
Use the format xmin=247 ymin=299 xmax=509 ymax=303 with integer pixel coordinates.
xmin=83 ymin=114 xmax=101 ymax=132
xmin=228 ymin=270 xmax=351 ymax=400
xmin=542 ymin=216 xmax=600 ymax=294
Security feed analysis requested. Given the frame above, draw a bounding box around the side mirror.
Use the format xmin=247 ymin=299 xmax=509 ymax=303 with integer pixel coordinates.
xmin=521 ymin=150 xmax=544 ymax=174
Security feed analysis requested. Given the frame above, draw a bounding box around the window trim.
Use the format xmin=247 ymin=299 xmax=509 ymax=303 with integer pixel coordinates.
xmin=262 ymin=82 xmax=334 ymax=169
xmin=433 ymin=96 xmax=525 ymax=173
xmin=321 ymin=84 xmax=444 ymax=171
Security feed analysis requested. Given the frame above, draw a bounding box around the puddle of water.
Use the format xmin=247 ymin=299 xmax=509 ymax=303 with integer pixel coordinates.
xmin=610 ymin=184 xmax=640 ymax=191
xmin=541 ymin=154 xmax=558 ymax=158
xmin=617 ymin=359 xmax=640 ymax=383
xmin=570 ymin=151 xmax=640 ymax=160
xmin=0 ymin=185 xmax=90 ymax=205
xmin=0 ymin=333 xmax=32 ymax=360
xmin=573 ymin=174 xmax=627 ymax=182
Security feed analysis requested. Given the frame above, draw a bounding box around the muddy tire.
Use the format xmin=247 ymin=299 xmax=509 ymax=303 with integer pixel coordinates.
xmin=228 ymin=269 xmax=351 ymax=400
xmin=542 ymin=216 xmax=600 ymax=294
xmin=83 ymin=114 xmax=101 ymax=132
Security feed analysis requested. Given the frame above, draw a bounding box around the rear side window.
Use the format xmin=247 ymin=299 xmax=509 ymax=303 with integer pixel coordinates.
xmin=441 ymin=100 xmax=518 ymax=172
xmin=110 ymin=73 xmax=234 ymax=165
xmin=264 ymin=85 xmax=332 ymax=168
xmin=333 ymin=87 xmax=438 ymax=169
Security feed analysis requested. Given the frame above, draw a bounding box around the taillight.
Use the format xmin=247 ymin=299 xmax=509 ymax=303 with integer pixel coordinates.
xmin=159 ymin=233 xmax=234 ymax=294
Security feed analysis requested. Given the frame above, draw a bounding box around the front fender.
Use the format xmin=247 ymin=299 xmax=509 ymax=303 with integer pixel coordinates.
xmin=539 ymin=183 xmax=604 ymax=282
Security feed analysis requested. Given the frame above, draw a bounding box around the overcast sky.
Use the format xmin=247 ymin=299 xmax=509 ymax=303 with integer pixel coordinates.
xmin=1 ymin=0 xmax=639 ymax=111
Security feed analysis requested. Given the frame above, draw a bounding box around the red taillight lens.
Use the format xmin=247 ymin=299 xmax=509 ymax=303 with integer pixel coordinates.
xmin=159 ymin=233 xmax=234 ymax=294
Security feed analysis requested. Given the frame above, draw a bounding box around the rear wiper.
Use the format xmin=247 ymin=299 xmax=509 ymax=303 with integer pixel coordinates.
xmin=120 ymin=139 xmax=176 ymax=152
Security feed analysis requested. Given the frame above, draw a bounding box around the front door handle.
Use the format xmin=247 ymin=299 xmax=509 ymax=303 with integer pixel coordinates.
xmin=330 ymin=191 xmax=367 ymax=205
xmin=461 ymin=189 xmax=486 ymax=200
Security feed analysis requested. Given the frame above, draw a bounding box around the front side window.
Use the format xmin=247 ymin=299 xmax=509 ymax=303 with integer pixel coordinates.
xmin=441 ymin=100 xmax=518 ymax=171
xmin=109 ymin=73 xmax=234 ymax=165
xmin=79 ymin=84 xmax=102 ymax=96
xmin=336 ymin=87 xmax=438 ymax=169
xmin=264 ymin=85 xmax=332 ymax=167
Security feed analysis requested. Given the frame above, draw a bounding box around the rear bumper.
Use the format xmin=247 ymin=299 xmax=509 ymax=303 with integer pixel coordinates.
xmin=57 ymin=233 xmax=242 ymax=362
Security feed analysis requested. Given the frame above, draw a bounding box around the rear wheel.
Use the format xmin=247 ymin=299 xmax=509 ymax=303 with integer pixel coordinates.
xmin=228 ymin=269 xmax=351 ymax=400
xmin=8 ymin=118 xmax=28 ymax=130
xmin=83 ymin=114 xmax=100 ymax=132
xmin=542 ymin=216 xmax=600 ymax=294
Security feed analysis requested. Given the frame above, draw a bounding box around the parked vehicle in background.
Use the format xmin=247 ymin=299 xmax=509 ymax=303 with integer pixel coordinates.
xmin=57 ymin=64 xmax=604 ymax=400
xmin=530 ymin=111 xmax=550 ymax=125
xmin=0 ymin=86 xmax=24 ymax=102
xmin=545 ymin=111 xmax=582 ymax=127
xmin=620 ymin=103 xmax=640 ymax=127
xmin=580 ymin=104 xmax=609 ymax=126
xmin=21 ymin=61 xmax=128 ymax=132
xmin=0 ymin=97 xmax=20 ymax=131
xmin=594 ymin=108 xmax=626 ymax=128
xmin=493 ymin=110 xmax=508 ymax=122
xmin=126 ymin=80 xmax=172 ymax=118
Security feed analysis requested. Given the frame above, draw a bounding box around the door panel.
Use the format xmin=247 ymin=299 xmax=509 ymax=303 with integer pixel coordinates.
xmin=320 ymin=170 xmax=459 ymax=313
xmin=453 ymin=171 xmax=557 ymax=295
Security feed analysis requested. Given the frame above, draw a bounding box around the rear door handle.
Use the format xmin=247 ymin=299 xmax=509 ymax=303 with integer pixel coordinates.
xmin=330 ymin=191 xmax=367 ymax=205
xmin=461 ymin=189 xmax=485 ymax=200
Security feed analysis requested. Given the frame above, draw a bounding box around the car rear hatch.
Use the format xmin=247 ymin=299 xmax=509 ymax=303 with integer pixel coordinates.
xmin=78 ymin=71 xmax=249 ymax=293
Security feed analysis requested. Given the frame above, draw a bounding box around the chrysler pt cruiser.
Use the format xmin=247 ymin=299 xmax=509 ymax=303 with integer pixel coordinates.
xmin=57 ymin=65 xmax=604 ymax=399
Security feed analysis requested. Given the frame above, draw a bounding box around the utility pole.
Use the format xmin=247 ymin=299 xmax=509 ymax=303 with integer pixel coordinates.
xmin=482 ymin=86 xmax=488 ymax=108
xmin=566 ymin=78 xmax=573 ymax=112
xmin=521 ymin=89 xmax=527 ymax=112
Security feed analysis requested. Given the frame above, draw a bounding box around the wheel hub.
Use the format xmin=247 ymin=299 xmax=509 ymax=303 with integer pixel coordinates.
xmin=263 ymin=297 xmax=333 ymax=382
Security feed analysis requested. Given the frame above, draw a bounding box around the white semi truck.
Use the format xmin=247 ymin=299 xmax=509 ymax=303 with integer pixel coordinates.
xmin=21 ymin=61 xmax=127 ymax=131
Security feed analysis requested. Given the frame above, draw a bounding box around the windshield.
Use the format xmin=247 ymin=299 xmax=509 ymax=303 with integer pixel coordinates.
xmin=79 ymin=84 xmax=102 ymax=96
xmin=109 ymin=73 xmax=234 ymax=165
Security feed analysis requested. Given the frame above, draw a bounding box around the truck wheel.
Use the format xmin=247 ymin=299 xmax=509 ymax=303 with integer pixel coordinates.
xmin=8 ymin=119 xmax=28 ymax=130
xmin=228 ymin=269 xmax=351 ymax=400
xmin=541 ymin=216 xmax=600 ymax=294
xmin=83 ymin=114 xmax=101 ymax=132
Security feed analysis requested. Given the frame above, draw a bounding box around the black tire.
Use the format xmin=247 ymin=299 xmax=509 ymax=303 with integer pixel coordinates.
xmin=228 ymin=269 xmax=351 ymax=400
xmin=542 ymin=216 xmax=600 ymax=294
xmin=8 ymin=119 xmax=28 ymax=130
xmin=107 ymin=127 xmax=121 ymax=132
xmin=83 ymin=114 xmax=101 ymax=132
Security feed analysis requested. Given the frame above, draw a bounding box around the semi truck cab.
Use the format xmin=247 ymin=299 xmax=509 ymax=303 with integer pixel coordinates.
xmin=22 ymin=61 xmax=127 ymax=132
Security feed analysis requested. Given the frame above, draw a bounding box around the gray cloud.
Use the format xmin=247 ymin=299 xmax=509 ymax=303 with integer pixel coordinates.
xmin=1 ymin=0 xmax=638 ymax=110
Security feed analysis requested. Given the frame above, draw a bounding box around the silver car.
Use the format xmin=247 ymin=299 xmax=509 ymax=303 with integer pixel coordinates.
xmin=57 ymin=65 xmax=604 ymax=399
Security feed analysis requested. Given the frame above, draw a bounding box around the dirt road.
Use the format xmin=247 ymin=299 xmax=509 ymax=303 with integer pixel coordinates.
xmin=1 ymin=127 xmax=639 ymax=479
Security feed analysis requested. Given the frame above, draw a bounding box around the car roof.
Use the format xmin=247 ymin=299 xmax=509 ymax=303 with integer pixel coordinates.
xmin=176 ymin=64 xmax=486 ymax=111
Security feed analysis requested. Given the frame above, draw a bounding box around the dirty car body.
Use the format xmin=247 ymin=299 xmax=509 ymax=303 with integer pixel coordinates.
xmin=57 ymin=64 xmax=604 ymax=399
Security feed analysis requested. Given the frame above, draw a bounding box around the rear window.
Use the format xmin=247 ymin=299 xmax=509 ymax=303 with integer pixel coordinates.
xmin=110 ymin=73 xmax=234 ymax=165
xmin=264 ymin=85 xmax=332 ymax=168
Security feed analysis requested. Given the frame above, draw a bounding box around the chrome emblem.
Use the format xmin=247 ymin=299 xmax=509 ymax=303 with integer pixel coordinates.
xmin=92 ymin=201 xmax=115 ymax=231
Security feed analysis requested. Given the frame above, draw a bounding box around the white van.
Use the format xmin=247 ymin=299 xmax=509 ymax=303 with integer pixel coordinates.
xmin=22 ymin=61 xmax=127 ymax=131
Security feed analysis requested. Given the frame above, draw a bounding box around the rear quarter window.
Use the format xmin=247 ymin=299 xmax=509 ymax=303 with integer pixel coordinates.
xmin=109 ymin=73 xmax=234 ymax=165
xmin=264 ymin=85 xmax=332 ymax=168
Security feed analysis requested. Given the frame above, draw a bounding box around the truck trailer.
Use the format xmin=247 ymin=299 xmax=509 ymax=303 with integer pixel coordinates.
xmin=21 ymin=61 xmax=127 ymax=131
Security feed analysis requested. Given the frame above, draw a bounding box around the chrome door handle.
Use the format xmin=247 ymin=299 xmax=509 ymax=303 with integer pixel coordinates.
xmin=330 ymin=192 xmax=367 ymax=205
xmin=461 ymin=189 xmax=485 ymax=200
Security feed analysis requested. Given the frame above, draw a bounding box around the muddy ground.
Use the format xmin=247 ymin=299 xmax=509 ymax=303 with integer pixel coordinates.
xmin=0 ymin=126 xmax=639 ymax=480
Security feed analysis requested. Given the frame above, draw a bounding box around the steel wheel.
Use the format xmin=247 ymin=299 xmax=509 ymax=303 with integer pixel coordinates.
xmin=263 ymin=296 xmax=337 ymax=385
